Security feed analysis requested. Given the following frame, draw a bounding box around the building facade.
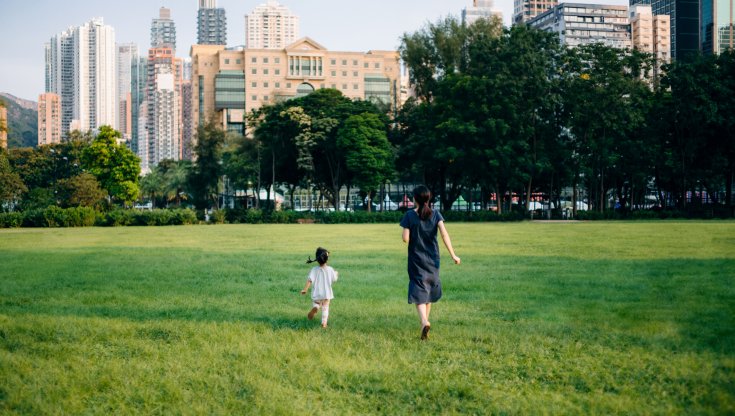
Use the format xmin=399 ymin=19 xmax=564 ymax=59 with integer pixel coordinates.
xmin=630 ymin=4 xmax=671 ymax=78
xmin=514 ymin=0 xmax=558 ymax=24
xmin=190 ymin=38 xmax=401 ymax=135
xmin=117 ymin=43 xmax=138 ymax=143
xmin=151 ymin=7 xmax=177 ymax=50
xmin=245 ymin=0 xmax=300 ymax=49
xmin=146 ymin=47 xmax=183 ymax=170
xmin=527 ymin=3 xmax=631 ymax=49
xmin=37 ymin=93 xmax=62 ymax=146
xmin=198 ymin=0 xmax=227 ymax=45
xmin=44 ymin=18 xmax=117 ymax=134
xmin=463 ymin=0 xmax=504 ymax=25
xmin=630 ymin=0 xmax=700 ymax=60
xmin=701 ymin=0 xmax=735 ymax=53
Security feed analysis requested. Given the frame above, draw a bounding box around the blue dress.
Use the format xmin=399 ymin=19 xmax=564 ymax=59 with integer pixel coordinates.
xmin=400 ymin=209 xmax=444 ymax=304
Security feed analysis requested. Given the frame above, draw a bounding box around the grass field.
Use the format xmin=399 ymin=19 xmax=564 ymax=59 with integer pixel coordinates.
xmin=1 ymin=221 xmax=734 ymax=414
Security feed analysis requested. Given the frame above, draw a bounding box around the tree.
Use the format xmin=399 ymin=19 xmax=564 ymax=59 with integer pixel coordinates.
xmin=81 ymin=126 xmax=141 ymax=206
xmin=57 ymin=172 xmax=106 ymax=208
xmin=191 ymin=119 xmax=225 ymax=210
xmin=0 ymin=151 xmax=27 ymax=211
xmin=337 ymin=113 xmax=394 ymax=210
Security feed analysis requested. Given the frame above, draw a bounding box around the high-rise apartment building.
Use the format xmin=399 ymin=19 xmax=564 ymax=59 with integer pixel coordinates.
xmin=514 ymin=0 xmax=558 ymax=24
xmin=44 ymin=18 xmax=117 ymax=134
xmin=630 ymin=5 xmax=670 ymax=78
xmin=191 ymin=38 xmax=400 ymax=135
xmin=527 ymin=3 xmax=631 ymax=49
xmin=245 ymin=0 xmax=299 ymax=49
xmin=629 ymin=0 xmax=700 ymax=60
xmin=131 ymin=55 xmax=147 ymax=155
xmin=701 ymin=0 xmax=734 ymax=53
xmin=37 ymin=93 xmax=62 ymax=146
xmin=146 ymin=47 xmax=183 ymax=168
xmin=117 ymin=43 xmax=138 ymax=143
xmin=151 ymin=7 xmax=177 ymax=51
xmin=463 ymin=0 xmax=504 ymax=25
xmin=198 ymin=0 xmax=227 ymax=45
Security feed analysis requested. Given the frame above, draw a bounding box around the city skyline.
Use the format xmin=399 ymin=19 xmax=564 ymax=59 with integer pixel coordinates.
xmin=0 ymin=0 xmax=626 ymax=102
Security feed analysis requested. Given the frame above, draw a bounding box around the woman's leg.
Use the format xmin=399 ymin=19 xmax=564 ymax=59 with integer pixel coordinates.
xmin=416 ymin=303 xmax=430 ymax=327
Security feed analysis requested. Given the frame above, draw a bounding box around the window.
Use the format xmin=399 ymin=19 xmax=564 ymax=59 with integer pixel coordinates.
xmin=275 ymin=69 xmax=280 ymax=75
xmin=264 ymin=82 xmax=269 ymax=88
xmin=331 ymin=70 xmax=336 ymax=76
xmin=252 ymin=68 xmax=257 ymax=74
xmin=287 ymin=82 xmax=292 ymax=88
xmin=275 ymin=82 xmax=280 ymax=88
xmin=331 ymin=59 xmax=336 ymax=65
xmin=252 ymin=95 xmax=258 ymax=101
xmin=275 ymin=58 xmax=280 ymax=64
xmin=353 ymin=71 xmax=358 ymax=77
xmin=252 ymin=82 xmax=257 ymax=88
xmin=252 ymin=57 xmax=257 ymax=63
xmin=342 ymin=59 xmax=347 ymax=65
xmin=224 ymin=59 xmax=230 ymax=64
xmin=353 ymin=60 xmax=358 ymax=66
xmin=263 ymin=57 xmax=269 ymax=63
xmin=236 ymin=59 xmax=241 ymax=64
xmin=342 ymin=71 xmax=347 ymax=77
xmin=264 ymin=68 xmax=269 ymax=75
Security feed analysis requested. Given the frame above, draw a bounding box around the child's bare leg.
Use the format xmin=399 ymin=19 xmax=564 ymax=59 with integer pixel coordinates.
xmin=308 ymin=302 xmax=319 ymax=320
xmin=321 ymin=299 xmax=330 ymax=328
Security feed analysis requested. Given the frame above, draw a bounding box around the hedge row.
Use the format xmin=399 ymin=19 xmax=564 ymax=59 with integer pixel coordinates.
xmin=0 ymin=207 xmax=198 ymax=228
xmin=222 ymin=208 xmax=524 ymax=224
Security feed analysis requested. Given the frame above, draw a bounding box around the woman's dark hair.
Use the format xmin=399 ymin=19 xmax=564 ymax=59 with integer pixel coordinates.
xmin=413 ymin=185 xmax=433 ymax=221
xmin=306 ymin=247 xmax=330 ymax=265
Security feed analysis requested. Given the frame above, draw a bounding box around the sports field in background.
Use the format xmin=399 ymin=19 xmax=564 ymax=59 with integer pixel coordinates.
xmin=1 ymin=221 xmax=734 ymax=414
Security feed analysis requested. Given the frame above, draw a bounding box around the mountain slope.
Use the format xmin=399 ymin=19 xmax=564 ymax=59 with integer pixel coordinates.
xmin=0 ymin=93 xmax=38 ymax=148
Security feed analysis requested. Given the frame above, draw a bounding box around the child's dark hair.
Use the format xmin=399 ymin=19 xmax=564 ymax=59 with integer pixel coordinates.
xmin=413 ymin=185 xmax=433 ymax=221
xmin=306 ymin=247 xmax=329 ymax=265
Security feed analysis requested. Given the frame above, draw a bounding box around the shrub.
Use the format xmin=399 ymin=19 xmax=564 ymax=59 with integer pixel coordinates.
xmin=105 ymin=209 xmax=135 ymax=226
xmin=172 ymin=209 xmax=197 ymax=225
xmin=0 ymin=212 xmax=23 ymax=228
xmin=210 ymin=209 xmax=226 ymax=224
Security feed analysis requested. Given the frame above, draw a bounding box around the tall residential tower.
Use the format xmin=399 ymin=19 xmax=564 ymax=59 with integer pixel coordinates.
xmin=44 ymin=18 xmax=117 ymax=134
xmin=245 ymin=0 xmax=299 ymax=49
xmin=198 ymin=0 xmax=227 ymax=45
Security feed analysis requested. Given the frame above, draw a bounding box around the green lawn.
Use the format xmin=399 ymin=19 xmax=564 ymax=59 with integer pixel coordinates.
xmin=1 ymin=221 xmax=734 ymax=414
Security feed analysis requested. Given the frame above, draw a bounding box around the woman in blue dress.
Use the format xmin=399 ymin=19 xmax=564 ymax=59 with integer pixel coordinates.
xmin=400 ymin=185 xmax=460 ymax=340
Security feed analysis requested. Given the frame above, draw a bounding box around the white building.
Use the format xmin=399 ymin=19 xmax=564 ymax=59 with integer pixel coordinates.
xmin=245 ymin=0 xmax=300 ymax=49
xmin=527 ymin=3 xmax=631 ymax=49
xmin=463 ymin=0 xmax=503 ymax=26
xmin=45 ymin=18 xmax=117 ymax=134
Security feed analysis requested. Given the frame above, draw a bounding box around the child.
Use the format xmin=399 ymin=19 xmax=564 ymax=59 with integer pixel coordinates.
xmin=300 ymin=247 xmax=339 ymax=328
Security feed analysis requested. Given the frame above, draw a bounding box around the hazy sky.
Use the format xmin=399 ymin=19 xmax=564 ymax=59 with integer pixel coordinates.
xmin=0 ymin=0 xmax=624 ymax=101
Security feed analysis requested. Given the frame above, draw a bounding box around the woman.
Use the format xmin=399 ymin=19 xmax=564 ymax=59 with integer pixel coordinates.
xmin=399 ymin=185 xmax=460 ymax=340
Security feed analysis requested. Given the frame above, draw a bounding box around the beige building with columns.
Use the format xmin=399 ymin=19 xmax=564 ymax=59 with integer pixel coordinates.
xmin=190 ymin=37 xmax=401 ymax=135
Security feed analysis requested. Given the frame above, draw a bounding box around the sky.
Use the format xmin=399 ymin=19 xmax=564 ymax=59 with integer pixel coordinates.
xmin=0 ymin=0 xmax=625 ymax=102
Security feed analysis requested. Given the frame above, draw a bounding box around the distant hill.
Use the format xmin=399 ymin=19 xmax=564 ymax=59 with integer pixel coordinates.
xmin=0 ymin=92 xmax=38 ymax=148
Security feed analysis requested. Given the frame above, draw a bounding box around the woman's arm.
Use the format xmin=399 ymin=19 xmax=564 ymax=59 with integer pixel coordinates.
xmin=402 ymin=227 xmax=410 ymax=244
xmin=438 ymin=221 xmax=461 ymax=264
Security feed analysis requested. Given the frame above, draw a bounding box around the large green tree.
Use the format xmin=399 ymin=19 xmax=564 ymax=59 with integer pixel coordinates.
xmin=0 ymin=151 xmax=27 ymax=211
xmin=191 ymin=119 xmax=226 ymax=210
xmin=81 ymin=126 xmax=140 ymax=206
